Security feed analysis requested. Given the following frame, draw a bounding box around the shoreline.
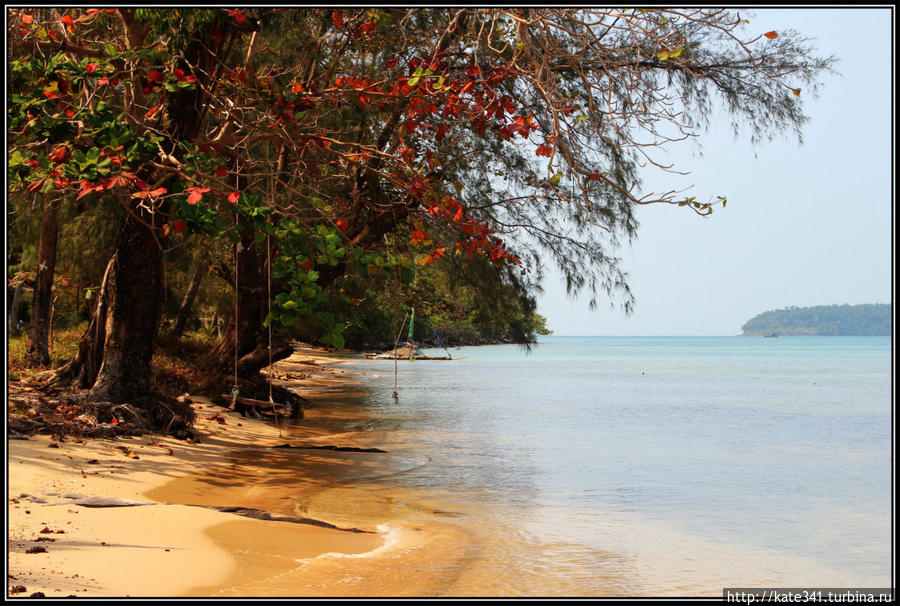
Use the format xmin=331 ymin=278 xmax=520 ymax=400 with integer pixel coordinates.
xmin=7 ymin=346 xmax=388 ymax=598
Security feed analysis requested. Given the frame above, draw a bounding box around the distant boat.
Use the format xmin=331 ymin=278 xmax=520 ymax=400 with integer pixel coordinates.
xmin=364 ymin=342 xmax=455 ymax=360
xmin=764 ymin=333 xmax=779 ymax=338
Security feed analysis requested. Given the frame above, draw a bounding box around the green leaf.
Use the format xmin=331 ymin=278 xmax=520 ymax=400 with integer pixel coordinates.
xmin=330 ymin=332 xmax=345 ymax=349
xmin=9 ymin=151 xmax=25 ymax=166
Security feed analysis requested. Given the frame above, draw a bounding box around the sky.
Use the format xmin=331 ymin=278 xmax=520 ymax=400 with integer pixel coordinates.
xmin=535 ymin=7 xmax=894 ymax=336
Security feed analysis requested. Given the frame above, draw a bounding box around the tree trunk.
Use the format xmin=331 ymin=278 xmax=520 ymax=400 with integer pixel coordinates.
xmin=206 ymin=225 xmax=267 ymax=375
xmin=171 ymin=253 xmax=206 ymax=339
xmin=24 ymin=197 xmax=60 ymax=367
xmin=55 ymin=257 xmax=113 ymax=388
xmin=87 ymin=210 xmax=165 ymax=402
xmin=8 ymin=282 xmax=24 ymax=335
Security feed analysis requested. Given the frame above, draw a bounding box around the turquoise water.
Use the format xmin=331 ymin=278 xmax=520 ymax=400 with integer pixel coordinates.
xmin=335 ymin=336 xmax=892 ymax=593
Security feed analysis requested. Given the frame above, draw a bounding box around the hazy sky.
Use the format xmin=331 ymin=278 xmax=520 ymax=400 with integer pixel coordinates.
xmin=535 ymin=8 xmax=894 ymax=336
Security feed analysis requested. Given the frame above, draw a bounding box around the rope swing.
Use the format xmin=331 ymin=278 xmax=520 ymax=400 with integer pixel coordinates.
xmin=391 ymin=309 xmax=409 ymax=400
xmin=229 ymin=157 xmax=283 ymax=437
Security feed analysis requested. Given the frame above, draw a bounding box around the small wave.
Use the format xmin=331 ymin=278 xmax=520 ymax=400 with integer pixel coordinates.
xmin=295 ymin=523 xmax=405 ymax=563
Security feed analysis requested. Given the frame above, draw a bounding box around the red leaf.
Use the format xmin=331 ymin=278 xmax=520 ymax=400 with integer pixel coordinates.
xmin=61 ymin=15 xmax=73 ymax=28
xmin=764 ymin=31 xmax=778 ymax=39
xmin=228 ymin=9 xmax=245 ymax=23
xmin=49 ymin=146 xmax=68 ymax=164
xmin=146 ymin=104 xmax=160 ymax=117
xmin=147 ymin=70 xmax=163 ymax=83
xmin=188 ymin=190 xmax=203 ymax=204
xmin=148 ymin=187 xmax=168 ymax=197
xmin=173 ymin=220 xmax=186 ymax=232
xmin=22 ymin=13 xmax=33 ymax=24
xmin=85 ymin=63 xmax=99 ymax=73
xmin=331 ymin=9 xmax=343 ymax=27
xmin=535 ymin=144 xmax=554 ymax=158
xmin=214 ymin=168 xmax=227 ymax=177
xmin=43 ymin=90 xmax=58 ymax=99
xmin=228 ymin=191 xmax=240 ymax=204
xmin=98 ymin=76 xmax=110 ymax=86
xmin=336 ymin=218 xmax=349 ymax=231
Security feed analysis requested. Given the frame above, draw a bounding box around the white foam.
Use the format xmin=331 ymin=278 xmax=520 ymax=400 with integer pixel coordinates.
xmin=294 ymin=523 xmax=404 ymax=563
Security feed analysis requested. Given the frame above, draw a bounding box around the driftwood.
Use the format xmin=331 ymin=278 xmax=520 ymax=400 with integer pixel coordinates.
xmin=204 ymin=505 xmax=373 ymax=533
xmin=271 ymin=443 xmax=388 ymax=453
xmin=215 ymin=378 xmax=307 ymax=419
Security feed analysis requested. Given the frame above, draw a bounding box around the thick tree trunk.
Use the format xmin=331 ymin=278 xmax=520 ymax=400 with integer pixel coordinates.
xmin=87 ymin=211 xmax=165 ymax=402
xmin=171 ymin=254 xmax=207 ymax=339
xmin=24 ymin=197 xmax=60 ymax=367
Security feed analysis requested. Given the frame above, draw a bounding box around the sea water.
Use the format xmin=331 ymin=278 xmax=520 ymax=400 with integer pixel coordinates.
xmin=292 ymin=336 xmax=892 ymax=596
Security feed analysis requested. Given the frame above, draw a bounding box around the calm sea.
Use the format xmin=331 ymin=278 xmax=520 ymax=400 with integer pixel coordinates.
xmin=287 ymin=336 xmax=893 ymax=596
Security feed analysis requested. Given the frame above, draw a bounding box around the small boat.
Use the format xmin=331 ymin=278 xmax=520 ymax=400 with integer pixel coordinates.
xmin=363 ymin=342 xmax=454 ymax=360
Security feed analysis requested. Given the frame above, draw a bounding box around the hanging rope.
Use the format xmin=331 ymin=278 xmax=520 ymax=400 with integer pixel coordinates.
xmin=392 ymin=309 xmax=409 ymax=400
xmin=266 ymin=141 xmax=283 ymax=436
xmin=231 ymin=209 xmax=240 ymax=410
xmin=266 ymin=230 xmax=283 ymax=436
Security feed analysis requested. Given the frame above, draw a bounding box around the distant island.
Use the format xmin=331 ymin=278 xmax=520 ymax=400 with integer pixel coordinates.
xmin=741 ymin=304 xmax=892 ymax=336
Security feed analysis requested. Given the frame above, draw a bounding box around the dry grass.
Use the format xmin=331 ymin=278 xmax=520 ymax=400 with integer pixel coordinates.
xmin=152 ymin=330 xmax=224 ymax=397
xmin=8 ymin=326 xmax=223 ymax=399
xmin=7 ymin=325 xmax=86 ymax=381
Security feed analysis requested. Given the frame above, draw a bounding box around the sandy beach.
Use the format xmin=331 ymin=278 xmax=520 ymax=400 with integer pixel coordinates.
xmin=6 ymin=347 xmax=392 ymax=598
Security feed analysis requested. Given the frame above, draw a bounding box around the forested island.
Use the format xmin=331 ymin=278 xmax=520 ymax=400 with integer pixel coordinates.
xmin=741 ymin=304 xmax=891 ymax=336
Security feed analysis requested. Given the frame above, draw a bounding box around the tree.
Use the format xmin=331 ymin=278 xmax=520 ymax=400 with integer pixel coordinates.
xmin=7 ymin=8 xmax=833 ymax=410
xmin=23 ymin=196 xmax=59 ymax=366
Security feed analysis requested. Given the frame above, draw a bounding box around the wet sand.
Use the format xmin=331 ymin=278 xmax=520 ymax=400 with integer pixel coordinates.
xmin=11 ymin=346 xmax=863 ymax=597
xmin=6 ymin=348 xmax=398 ymax=598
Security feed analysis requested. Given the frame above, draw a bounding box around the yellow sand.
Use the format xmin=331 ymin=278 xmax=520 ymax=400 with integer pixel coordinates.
xmin=6 ymin=348 xmax=386 ymax=598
